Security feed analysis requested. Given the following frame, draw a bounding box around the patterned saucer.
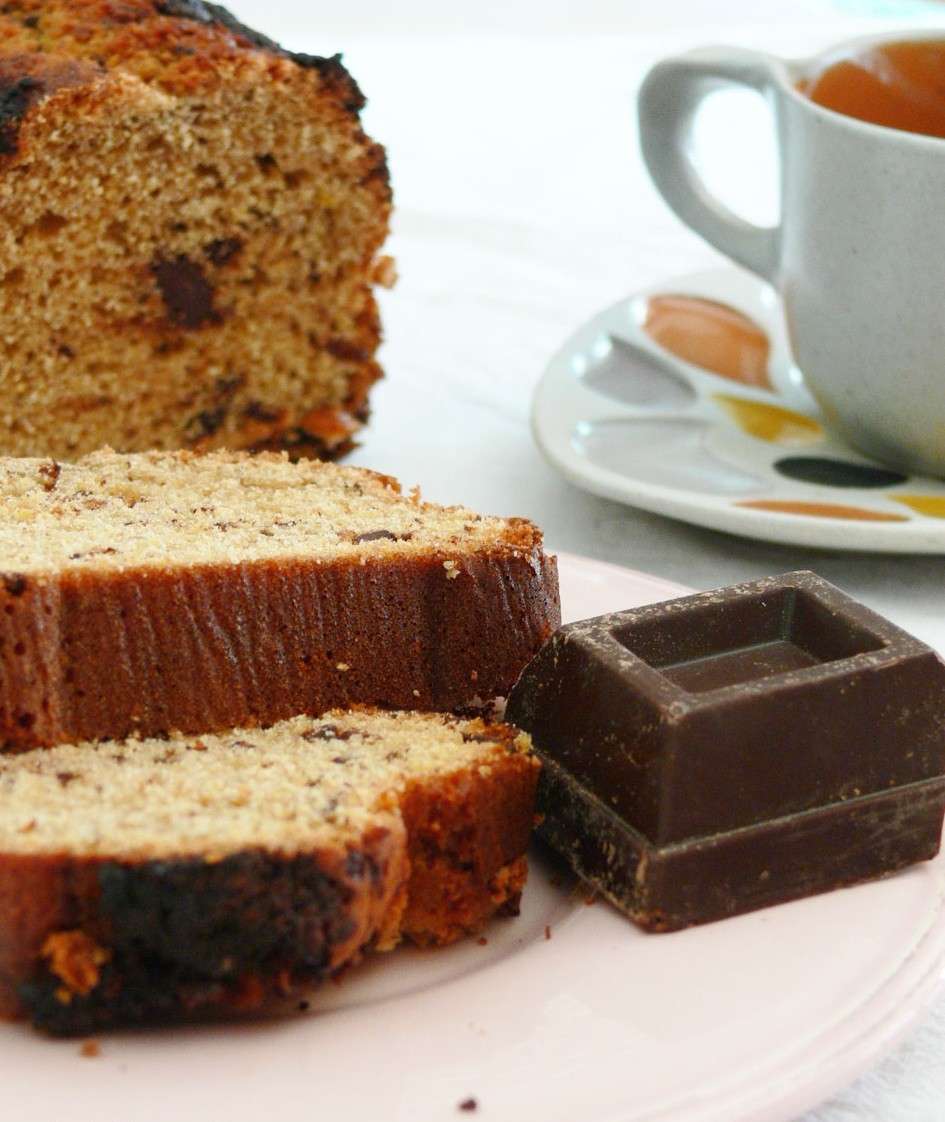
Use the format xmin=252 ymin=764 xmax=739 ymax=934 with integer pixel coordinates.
xmin=533 ymin=267 xmax=945 ymax=553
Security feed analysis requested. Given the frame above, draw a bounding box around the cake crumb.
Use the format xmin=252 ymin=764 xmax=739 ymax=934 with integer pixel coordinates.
xmin=42 ymin=930 xmax=110 ymax=998
xmin=458 ymin=1098 xmax=478 ymax=1113
xmin=443 ymin=560 xmax=459 ymax=579
xmin=544 ymin=925 xmax=552 ymax=940
xmin=372 ymin=255 xmax=398 ymax=288
xmin=476 ymin=936 xmax=488 ymax=946
xmin=335 ymin=663 xmax=350 ymax=672
xmin=79 ymin=1040 xmax=100 ymax=1058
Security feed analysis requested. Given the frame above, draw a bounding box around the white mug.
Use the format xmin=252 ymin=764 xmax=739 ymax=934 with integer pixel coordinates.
xmin=638 ymin=32 xmax=945 ymax=478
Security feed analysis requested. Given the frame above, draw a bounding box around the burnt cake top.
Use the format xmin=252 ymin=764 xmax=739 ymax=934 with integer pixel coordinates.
xmin=0 ymin=1 xmax=362 ymax=103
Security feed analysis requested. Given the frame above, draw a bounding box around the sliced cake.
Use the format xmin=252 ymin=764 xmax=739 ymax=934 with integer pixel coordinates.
xmin=0 ymin=708 xmax=540 ymax=1034
xmin=0 ymin=1 xmax=391 ymax=459
xmin=0 ymin=449 xmax=560 ymax=751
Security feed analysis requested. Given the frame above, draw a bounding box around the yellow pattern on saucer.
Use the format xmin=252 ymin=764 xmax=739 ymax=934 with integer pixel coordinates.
xmin=892 ymin=495 xmax=945 ymax=518
xmin=713 ymin=395 xmax=824 ymax=446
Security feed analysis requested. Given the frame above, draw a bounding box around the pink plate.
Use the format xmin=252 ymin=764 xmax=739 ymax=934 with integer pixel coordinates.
xmin=1 ymin=553 xmax=943 ymax=1122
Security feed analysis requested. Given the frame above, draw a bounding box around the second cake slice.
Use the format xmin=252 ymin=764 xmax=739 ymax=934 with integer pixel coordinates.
xmin=0 ymin=449 xmax=560 ymax=751
xmin=0 ymin=708 xmax=539 ymax=1034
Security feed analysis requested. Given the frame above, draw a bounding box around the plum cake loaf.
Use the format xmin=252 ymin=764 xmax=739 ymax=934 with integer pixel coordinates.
xmin=0 ymin=0 xmax=391 ymax=459
xmin=0 ymin=708 xmax=540 ymax=1034
xmin=0 ymin=449 xmax=560 ymax=751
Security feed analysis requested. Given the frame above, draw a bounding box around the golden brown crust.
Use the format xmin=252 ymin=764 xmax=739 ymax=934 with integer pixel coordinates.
xmin=0 ymin=547 xmax=560 ymax=751
xmin=399 ymin=744 xmax=539 ymax=945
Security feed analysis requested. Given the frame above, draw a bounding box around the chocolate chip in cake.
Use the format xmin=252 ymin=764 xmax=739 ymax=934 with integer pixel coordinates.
xmin=214 ymin=374 xmax=245 ymax=400
xmin=243 ymin=401 xmax=283 ymax=423
xmin=204 ymin=237 xmax=243 ymax=267
xmin=302 ymin=725 xmax=356 ymax=743
xmin=183 ymin=408 xmax=227 ymax=442
xmin=354 ymin=529 xmax=395 ymax=543
xmin=151 ymin=255 xmax=222 ymax=329
xmin=2 ymin=574 xmax=27 ymax=596
xmin=38 ymin=461 xmax=61 ymax=492
xmin=68 ymin=547 xmax=117 ymax=560
xmin=326 ymin=338 xmax=369 ymax=363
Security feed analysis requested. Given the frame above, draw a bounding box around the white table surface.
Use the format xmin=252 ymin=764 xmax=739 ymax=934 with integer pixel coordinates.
xmin=240 ymin=2 xmax=945 ymax=1117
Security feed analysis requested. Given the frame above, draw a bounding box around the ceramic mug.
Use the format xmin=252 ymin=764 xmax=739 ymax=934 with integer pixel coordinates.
xmin=638 ymin=32 xmax=945 ymax=478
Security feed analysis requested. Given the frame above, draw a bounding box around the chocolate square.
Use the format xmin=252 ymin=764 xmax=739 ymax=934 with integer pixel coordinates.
xmin=506 ymin=572 xmax=945 ymax=930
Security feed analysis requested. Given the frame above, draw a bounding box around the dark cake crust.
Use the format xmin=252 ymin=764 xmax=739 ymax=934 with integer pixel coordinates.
xmin=154 ymin=1 xmax=367 ymax=109
xmin=0 ymin=545 xmax=561 ymax=751
xmin=19 ymin=849 xmax=366 ymax=1034
xmin=0 ymin=52 xmax=105 ymax=156
xmin=0 ymin=3 xmax=375 ymax=160
xmin=1 ymin=826 xmax=408 ymax=1032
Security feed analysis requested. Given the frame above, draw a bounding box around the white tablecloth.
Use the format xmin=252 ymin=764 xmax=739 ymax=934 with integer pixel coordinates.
xmin=237 ymin=2 xmax=945 ymax=1116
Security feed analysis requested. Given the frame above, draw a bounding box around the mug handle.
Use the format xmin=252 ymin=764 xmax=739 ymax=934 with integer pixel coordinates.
xmin=638 ymin=47 xmax=785 ymax=283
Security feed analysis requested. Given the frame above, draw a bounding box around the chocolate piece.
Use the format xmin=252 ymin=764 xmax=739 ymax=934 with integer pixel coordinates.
xmin=506 ymin=571 xmax=945 ymax=931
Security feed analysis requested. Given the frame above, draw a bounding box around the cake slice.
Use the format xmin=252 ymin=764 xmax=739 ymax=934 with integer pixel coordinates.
xmin=0 ymin=449 xmax=560 ymax=751
xmin=0 ymin=1 xmax=390 ymax=459
xmin=0 ymin=708 xmax=540 ymax=1034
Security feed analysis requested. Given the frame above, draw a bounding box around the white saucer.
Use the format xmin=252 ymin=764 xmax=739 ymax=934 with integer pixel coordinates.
xmin=533 ymin=268 xmax=945 ymax=553
xmin=2 ymin=553 xmax=943 ymax=1122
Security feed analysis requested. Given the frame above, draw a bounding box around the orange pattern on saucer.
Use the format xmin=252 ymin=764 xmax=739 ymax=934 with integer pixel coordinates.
xmin=644 ymin=295 xmax=772 ymax=389
xmin=713 ymin=394 xmax=823 ymax=445
xmin=737 ymin=500 xmax=907 ymax=522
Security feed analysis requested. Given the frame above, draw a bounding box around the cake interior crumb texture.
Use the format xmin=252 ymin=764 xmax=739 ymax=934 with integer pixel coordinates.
xmin=0 ymin=709 xmax=535 ymax=859
xmin=0 ymin=449 xmax=540 ymax=575
xmin=0 ymin=1 xmax=390 ymax=459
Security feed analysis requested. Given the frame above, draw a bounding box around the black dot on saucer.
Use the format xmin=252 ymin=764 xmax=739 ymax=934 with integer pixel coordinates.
xmin=774 ymin=457 xmax=908 ymax=489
